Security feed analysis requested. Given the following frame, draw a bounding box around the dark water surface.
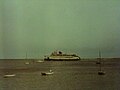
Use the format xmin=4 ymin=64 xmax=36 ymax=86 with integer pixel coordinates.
xmin=0 ymin=59 xmax=120 ymax=90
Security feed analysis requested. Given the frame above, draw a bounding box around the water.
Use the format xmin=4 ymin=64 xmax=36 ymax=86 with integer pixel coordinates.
xmin=0 ymin=59 xmax=120 ymax=90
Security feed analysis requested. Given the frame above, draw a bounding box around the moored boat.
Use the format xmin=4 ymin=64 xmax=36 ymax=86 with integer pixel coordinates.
xmin=98 ymin=71 xmax=105 ymax=75
xmin=4 ymin=74 xmax=16 ymax=78
xmin=97 ymin=50 xmax=105 ymax=75
xmin=36 ymin=60 xmax=44 ymax=63
xmin=41 ymin=70 xmax=54 ymax=75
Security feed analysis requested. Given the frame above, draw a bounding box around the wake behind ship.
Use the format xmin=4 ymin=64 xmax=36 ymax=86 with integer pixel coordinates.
xmin=44 ymin=51 xmax=81 ymax=61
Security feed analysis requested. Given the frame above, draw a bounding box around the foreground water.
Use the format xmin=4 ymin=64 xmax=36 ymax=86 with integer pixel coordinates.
xmin=0 ymin=59 xmax=120 ymax=90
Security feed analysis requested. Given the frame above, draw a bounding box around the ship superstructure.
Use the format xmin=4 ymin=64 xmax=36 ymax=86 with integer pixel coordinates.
xmin=44 ymin=51 xmax=80 ymax=61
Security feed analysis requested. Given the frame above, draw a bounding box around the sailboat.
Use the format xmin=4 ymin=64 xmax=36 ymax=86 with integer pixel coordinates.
xmin=41 ymin=70 xmax=54 ymax=75
xmin=98 ymin=51 xmax=105 ymax=75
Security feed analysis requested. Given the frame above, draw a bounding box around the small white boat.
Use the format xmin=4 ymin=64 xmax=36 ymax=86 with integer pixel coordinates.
xmin=36 ymin=60 xmax=44 ymax=63
xmin=41 ymin=70 xmax=54 ymax=75
xmin=4 ymin=74 xmax=16 ymax=78
xmin=25 ymin=62 xmax=30 ymax=65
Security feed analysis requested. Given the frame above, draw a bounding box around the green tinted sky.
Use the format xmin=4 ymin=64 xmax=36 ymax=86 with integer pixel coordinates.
xmin=0 ymin=0 xmax=120 ymax=58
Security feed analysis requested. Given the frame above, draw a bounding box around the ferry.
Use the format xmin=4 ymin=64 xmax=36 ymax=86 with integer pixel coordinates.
xmin=44 ymin=51 xmax=80 ymax=61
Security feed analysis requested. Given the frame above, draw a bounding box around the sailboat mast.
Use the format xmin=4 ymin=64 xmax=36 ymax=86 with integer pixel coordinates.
xmin=26 ymin=52 xmax=27 ymax=59
xmin=99 ymin=50 xmax=102 ymax=71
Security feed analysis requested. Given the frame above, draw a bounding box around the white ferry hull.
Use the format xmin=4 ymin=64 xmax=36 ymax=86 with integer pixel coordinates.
xmin=44 ymin=56 xmax=80 ymax=61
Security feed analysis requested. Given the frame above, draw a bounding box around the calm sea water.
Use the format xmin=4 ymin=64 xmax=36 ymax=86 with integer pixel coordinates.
xmin=0 ymin=59 xmax=120 ymax=90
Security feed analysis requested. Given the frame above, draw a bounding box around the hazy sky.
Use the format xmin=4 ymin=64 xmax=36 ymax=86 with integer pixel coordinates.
xmin=0 ymin=0 xmax=120 ymax=59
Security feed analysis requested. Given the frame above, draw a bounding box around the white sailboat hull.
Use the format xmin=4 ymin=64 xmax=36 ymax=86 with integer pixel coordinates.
xmin=4 ymin=74 xmax=16 ymax=78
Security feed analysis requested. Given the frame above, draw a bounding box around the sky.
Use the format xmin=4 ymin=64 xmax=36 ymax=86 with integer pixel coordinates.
xmin=0 ymin=0 xmax=120 ymax=59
